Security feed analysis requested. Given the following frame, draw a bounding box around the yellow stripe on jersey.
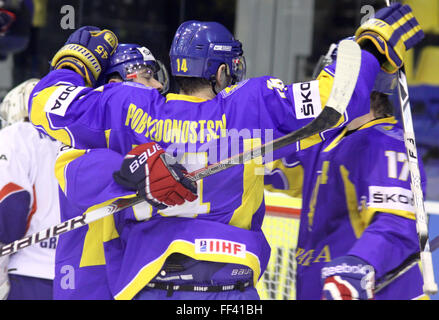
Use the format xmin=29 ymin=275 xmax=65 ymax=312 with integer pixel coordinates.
xmin=55 ymin=148 xmax=87 ymax=193
xmin=264 ymin=159 xmax=304 ymax=198
xmin=340 ymin=165 xmax=367 ymax=238
xmin=362 ymin=207 xmax=416 ymax=224
xmin=358 ymin=116 xmax=397 ymax=130
xmin=339 ymin=164 xmax=415 ymax=237
xmin=30 ymin=86 xmax=73 ymax=146
xmin=323 ymin=127 xmax=348 ymax=152
xmin=323 ymin=117 xmax=398 ymax=153
xmin=165 ymin=93 xmax=208 ymax=103
xmin=308 ymin=161 xmax=330 ymax=230
xmin=229 ymin=138 xmax=264 ymax=230
xmin=105 ymin=129 xmax=111 ymax=148
xmin=79 ymin=195 xmax=135 ymax=267
xmin=114 ymin=239 xmax=262 ymax=300
xmin=299 ymin=69 xmax=346 ymax=150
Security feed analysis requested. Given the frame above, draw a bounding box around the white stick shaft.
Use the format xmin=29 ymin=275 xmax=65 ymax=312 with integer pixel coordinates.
xmin=383 ymin=0 xmax=438 ymax=296
xmin=396 ymin=49 xmax=438 ymax=296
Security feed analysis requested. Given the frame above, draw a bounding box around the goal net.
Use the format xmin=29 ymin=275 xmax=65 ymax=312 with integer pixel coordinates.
xmin=256 ymin=192 xmax=439 ymax=300
xmin=256 ymin=191 xmax=301 ymax=300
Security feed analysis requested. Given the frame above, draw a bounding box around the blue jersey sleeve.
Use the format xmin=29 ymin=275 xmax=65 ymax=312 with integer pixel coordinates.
xmin=55 ymin=145 xmax=135 ymax=213
xmin=0 ymin=190 xmax=31 ymax=243
xmin=29 ymin=69 xmax=163 ymax=151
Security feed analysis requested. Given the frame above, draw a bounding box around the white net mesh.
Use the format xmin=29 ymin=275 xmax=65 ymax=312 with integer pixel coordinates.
xmin=257 ymin=214 xmax=299 ymax=300
xmin=257 ymin=192 xmax=301 ymax=300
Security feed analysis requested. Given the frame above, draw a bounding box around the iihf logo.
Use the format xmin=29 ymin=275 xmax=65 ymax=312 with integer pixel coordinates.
xmin=199 ymin=240 xmax=208 ymax=253
xmin=195 ymin=239 xmax=246 ymax=258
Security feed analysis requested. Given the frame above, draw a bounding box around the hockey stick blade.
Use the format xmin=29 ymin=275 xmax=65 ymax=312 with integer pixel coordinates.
xmin=375 ymin=234 xmax=439 ymax=294
xmin=0 ymin=40 xmax=362 ymax=258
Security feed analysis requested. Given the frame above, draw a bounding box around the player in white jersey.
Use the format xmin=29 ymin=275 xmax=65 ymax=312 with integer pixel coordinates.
xmin=0 ymin=79 xmax=61 ymax=300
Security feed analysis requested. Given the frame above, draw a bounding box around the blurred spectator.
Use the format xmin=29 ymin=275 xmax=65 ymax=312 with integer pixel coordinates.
xmin=0 ymin=0 xmax=34 ymax=61
xmin=12 ymin=0 xmax=48 ymax=85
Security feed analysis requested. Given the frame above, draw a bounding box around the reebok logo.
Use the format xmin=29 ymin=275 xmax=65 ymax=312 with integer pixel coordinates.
xmin=321 ymin=263 xmax=373 ymax=279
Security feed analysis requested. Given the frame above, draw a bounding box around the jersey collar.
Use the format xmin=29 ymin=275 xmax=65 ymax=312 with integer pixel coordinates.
xmin=323 ymin=116 xmax=397 ymax=152
xmin=165 ymin=93 xmax=208 ymax=103
xmin=357 ymin=116 xmax=397 ymax=131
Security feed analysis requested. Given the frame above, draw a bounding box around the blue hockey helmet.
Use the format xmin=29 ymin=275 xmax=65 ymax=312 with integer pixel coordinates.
xmin=169 ymin=20 xmax=246 ymax=84
xmin=313 ymin=36 xmax=396 ymax=95
xmin=102 ymin=43 xmax=169 ymax=92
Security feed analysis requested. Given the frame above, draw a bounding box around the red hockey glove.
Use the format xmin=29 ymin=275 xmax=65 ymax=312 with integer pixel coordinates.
xmin=113 ymin=142 xmax=198 ymax=210
xmin=321 ymin=255 xmax=375 ymax=300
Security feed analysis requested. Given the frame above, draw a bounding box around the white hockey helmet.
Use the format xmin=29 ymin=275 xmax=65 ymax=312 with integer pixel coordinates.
xmin=0 ymin=78 xmax=40 ymax=127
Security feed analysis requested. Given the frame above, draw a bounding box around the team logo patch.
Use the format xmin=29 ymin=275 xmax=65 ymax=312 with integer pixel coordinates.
xmin=45 ymin=85 xmax=85 ymax=117
xmin=292 ymin=80 xmax=322 ymax=120
xmin=195 ymin=239 xmax=246 ymax=258
xmin=368 ymin=185 xmax=415 ymax=213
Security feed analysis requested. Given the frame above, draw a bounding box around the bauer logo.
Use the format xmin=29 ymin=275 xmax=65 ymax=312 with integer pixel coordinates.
xmin=368 ymin=186 xmax=415 ymax=213
xmin=195 ymin=239 xmax=246 ymax=258
xmin=292 ymin=80 xmax=322 ymax=120
xmin=45 ymin=85 xmax=85 ymax=117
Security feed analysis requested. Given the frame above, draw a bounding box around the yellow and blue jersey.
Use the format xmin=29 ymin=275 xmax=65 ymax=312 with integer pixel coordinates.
xmin=29 ymin=50 xmax=381 ymax=299
xmin=290 ymin=117 xmax=427 ymax=300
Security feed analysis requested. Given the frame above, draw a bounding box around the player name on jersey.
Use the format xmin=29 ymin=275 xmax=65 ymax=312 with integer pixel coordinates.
xmin=125 ymin=103 xmax=228 ymax=144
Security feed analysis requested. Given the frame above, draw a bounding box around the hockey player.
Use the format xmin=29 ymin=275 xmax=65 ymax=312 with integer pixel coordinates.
xmin=0 ymin=79 xmax=61 ymax=300
xmin=27 ymin=4 xmax=423 ymax=299
xmin=292 ymin=35 xmax=427 ymax=299
xmin=100 ymin=43 xmax=169 ymax=93
xmin=50 ymin=43 xmax=170 ymax=300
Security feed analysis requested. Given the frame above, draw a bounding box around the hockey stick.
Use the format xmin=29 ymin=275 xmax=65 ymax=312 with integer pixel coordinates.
xmin=0 ymin=40 xmax=362 ymax=258
xmin=384 ymin=0 xmax=438 ymax=295
xmin=375 ymin=235 xmax=439 ymax=294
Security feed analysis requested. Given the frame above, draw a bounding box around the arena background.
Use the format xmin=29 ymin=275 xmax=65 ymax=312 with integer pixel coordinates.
xmin=0 ymin=0 xmax=438 ymax=300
